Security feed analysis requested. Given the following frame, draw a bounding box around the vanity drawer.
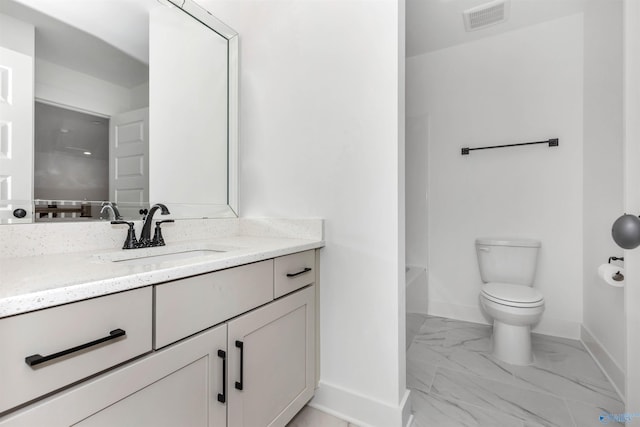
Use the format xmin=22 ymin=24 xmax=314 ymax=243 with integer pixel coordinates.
xmin=274 ymin=250 xmax=316 ymax=298
xmin=154 ymin=260 xmax=274 ymax=349
xmin=0 ymin=287 xmax=152 ymax=414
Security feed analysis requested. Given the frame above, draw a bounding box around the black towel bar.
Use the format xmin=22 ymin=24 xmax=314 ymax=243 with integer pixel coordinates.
xmin=461 ymin=138 xmax=559 ymax=155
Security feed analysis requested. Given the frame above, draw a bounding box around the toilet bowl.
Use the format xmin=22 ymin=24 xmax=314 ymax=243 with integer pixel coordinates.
xmin=476 ymin=238 xmax=545 ymax=366
xmin=480 ymin=282 xmax=544 ymax=365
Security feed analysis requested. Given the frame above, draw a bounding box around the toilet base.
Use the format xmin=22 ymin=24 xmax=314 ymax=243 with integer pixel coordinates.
xmin=491 ymin=320 xmax=533 ymax=365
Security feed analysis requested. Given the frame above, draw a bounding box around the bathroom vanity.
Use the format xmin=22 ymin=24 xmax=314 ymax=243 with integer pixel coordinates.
xmin=0 ymin=224 xmax=323 ymax=427
xmin=0 ymin=0 xmax=324 ymax=423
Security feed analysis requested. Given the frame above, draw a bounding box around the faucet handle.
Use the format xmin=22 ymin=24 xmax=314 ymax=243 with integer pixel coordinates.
xmin=111 ymin=221 xmax=139 ymax=250
xmin=152 ymin=220 xmax=174 ymax=246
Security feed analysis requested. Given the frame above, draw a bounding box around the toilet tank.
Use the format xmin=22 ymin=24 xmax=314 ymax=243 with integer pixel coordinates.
xmin=475 ymin=238 xmax=541 ymax=286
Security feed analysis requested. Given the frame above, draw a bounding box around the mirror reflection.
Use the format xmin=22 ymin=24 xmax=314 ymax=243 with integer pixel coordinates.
xmin=0 ymin=0 xmax=237 ymax=224
xmin=34 ymin=103 xmax=109 ymax=219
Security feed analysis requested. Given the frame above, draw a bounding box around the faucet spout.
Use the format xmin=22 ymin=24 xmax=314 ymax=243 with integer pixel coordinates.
xmin=139 ymin=203 xmax=170 ymax=246
xmin=100 ymin=202 xmax=122 ymax=220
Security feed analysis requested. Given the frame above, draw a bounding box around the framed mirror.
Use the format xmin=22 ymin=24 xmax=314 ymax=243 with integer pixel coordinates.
xmin=0 ymin=0 xmax=238 ymax=224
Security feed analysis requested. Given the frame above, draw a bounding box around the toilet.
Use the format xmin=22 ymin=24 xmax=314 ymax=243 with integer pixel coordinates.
xmin=476 ymin=238 xmax=544 ymax=365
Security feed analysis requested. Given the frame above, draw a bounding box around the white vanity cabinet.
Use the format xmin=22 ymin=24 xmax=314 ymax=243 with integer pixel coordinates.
xmin=227 ymin=284 xmax=315 ymax=427
xmin=0 ymin=287 xmax=153 ymax=414
xmin=0 ymin=249 xmax=318 ymax=427
xmin=0 ymin=323 xmax=228 ymax=427
xmin=154 ymin=260 xmax=274 ymax=349
xmin=154 ymin=256 xmax=316 ymax=427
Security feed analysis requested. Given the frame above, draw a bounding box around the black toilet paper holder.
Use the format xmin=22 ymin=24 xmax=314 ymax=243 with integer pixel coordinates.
xmin=607 ymin=257 xmax=625 ymax=282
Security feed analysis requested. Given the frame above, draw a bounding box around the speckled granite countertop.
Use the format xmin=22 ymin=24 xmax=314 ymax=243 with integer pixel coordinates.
xmin=0 ymin=234 xmax=324 ymax=318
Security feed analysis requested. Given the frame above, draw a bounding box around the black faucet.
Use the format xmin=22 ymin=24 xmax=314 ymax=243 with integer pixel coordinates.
xmin=138 ymin=203 xmax=171 ymax=247
xmin=100 ymin=202 xmax=122 ymax=220
xmin=152 ymin=219 xmax=175 ymax=246
xmin=110 ymin=221 xmax=139 ymax=249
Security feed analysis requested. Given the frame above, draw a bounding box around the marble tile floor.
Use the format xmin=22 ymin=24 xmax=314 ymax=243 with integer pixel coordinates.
xmin=407 ymin=314 xmax=625 ymax=427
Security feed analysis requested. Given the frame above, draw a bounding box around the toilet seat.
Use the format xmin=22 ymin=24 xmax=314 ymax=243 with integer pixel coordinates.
xmin=481 ymin=282 xmax=544 ymax=308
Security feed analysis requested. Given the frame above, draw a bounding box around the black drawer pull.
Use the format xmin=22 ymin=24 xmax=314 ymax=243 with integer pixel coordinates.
xmin=286 ymin=267 xmax=312 ymax=278
xmin=235 ymin=340 xmax=244 ymax=391
xmin=217 ymin=349 xmax=226 ymax=403
xmin=25 ymin=329 xmax=126 ymax=367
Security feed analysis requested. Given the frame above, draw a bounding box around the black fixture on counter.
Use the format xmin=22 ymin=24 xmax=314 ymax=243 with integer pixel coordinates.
xmin=111 ymin=204 xmax=173 ymax=249
xmin=110 ymin=221 xmax=139 ymax=249
xmin=461 ymin=138 xmax=559 ymax=156
xmin=138 ymin=204 xmax=171 ymax=247
xmin=152 ymin=219 xmax=175 ymax=246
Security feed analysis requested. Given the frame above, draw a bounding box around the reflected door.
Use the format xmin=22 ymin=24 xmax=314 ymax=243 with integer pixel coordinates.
xmin=0 ymin=46 xmax=33 ymax=223
xmin=109 ymin=107 xmax=149 ymax=219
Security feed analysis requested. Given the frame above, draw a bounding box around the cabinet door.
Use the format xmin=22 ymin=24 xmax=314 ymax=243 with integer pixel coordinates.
xmin=228 ymin=285 xmax=315 ymax=427
xmin=0 ymin=325 xmax=227 ymax=427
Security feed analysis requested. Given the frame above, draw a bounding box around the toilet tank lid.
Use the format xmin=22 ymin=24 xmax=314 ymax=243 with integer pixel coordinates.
xmin=476 ymin=238 xmax=541 ymax=248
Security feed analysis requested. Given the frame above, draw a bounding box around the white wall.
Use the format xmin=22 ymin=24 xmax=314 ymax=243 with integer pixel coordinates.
xmin=623 ymin=0 xmax=640 ymax=411
xmin=581 ymin=0 xmax=625 ymax=394
xmin=408 ymin=14 xmax=585 ymax=338
xmin=199 ymin=1 xmax=408 ymax=426
xmin=405 ymin=113 xmax=428 ymax=269
xmin=130 ymin=82 xmax=149 ymax=111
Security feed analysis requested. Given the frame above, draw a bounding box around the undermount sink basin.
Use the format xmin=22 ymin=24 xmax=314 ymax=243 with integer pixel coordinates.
xmin=112 ymin=249 xmax=225 ymax=266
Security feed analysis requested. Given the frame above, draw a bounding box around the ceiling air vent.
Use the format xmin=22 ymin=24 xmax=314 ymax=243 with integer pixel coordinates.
xmin=463 ymin=0 xmax=510 ymax=32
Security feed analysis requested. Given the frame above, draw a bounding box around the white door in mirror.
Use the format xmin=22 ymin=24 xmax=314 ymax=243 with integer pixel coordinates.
xmin=0 ymin=46 xmax=33 ymax=223
xmin=109 ymin=107 xmax=149 ymax=218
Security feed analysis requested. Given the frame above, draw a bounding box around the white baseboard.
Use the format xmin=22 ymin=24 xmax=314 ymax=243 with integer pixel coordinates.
xmin=427 ymin=299 xmax=490 ymax=326
xmin=405 ymin=414 xmax=414 ymax=427
xmin=309 ymin=381 xmax=411 ymax=427
xmin=580 ymin=325 xmax=626 ymax=401
xmin=427 ymin=300 xmax=581 ymax=339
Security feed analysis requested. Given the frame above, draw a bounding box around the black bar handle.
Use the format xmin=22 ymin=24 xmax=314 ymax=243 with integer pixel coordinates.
xmin=235 ymin=340 xmax=244 ymax=391
xmin=25 ymin=329 xmax=126 ymax=367
xmin=217 ymin=349 xmax=226 ymax=403
xmin=286 ymin=267 xmax=312 ymax=278
xmin=461 ymin=138 xmax=559 ymax=155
